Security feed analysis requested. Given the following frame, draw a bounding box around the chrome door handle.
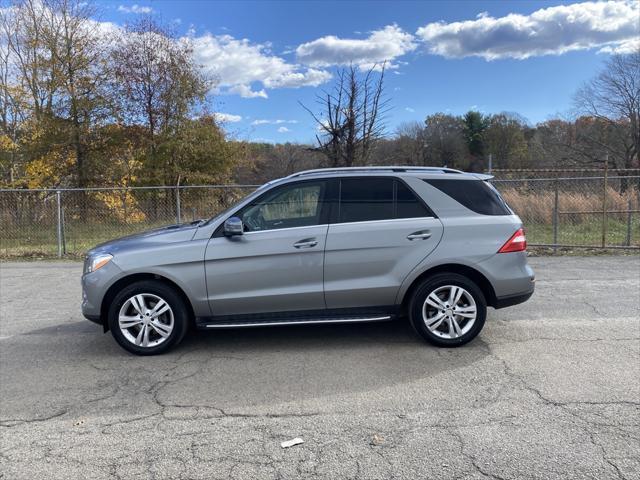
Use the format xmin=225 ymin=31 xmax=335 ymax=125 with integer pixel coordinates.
xmin=293 ymin=239 xmax=318 ymax=249
xmin=407 ymin=231 xmax=432 ymax=240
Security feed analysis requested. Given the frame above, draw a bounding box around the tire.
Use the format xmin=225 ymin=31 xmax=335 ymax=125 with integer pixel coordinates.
xmin=108 ymin=280 xmax=189 ymax=355
xmin=408 ymin=273 xmax=486 ymax=348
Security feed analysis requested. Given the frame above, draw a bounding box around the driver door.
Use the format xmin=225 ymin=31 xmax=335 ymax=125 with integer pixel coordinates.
xmin=204 ymin=180 xmax=331 ymax=316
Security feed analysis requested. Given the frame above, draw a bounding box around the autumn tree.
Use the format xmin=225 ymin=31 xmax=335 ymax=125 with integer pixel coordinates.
xmin=110 ymin=16 xmax=211 ymax=186
xmin=484 ymin=113 xmax=529 ymax=169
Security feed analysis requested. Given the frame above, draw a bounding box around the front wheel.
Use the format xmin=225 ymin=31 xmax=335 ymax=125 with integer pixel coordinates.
xmin=409 ymin=273 xmax=486 ymax=347
xmin=108 ymin=280 xmax=189 ymax=355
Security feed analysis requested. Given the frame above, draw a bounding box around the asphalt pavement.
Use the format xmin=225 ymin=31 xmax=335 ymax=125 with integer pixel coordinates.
xmin=0 ymin=256 xmax=639 ymax=479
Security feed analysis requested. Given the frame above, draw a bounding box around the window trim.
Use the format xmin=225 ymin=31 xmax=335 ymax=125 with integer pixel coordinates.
xmin=330 ymin=176 xmax=436 ymax=225
xmin=213 ymin=178 xmax=331 ymax=237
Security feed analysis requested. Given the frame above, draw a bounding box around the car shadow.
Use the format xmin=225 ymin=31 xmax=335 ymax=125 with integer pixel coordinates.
xmin=6 ymin=319 xmax=491 ymax=414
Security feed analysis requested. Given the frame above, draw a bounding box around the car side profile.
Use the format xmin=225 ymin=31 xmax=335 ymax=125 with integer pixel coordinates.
xmin=82 ymin=166 xmax=535 ymax=355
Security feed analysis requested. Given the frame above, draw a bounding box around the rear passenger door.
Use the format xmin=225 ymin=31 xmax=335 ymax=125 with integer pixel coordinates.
xmin=323 ymin=177 xmax=443 ymax=309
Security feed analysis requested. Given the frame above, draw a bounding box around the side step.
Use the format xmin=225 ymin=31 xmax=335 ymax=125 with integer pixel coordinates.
xmin=200 ymin=315 xmax=393 ymax=329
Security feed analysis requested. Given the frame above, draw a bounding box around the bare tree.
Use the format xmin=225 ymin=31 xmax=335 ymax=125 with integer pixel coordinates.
xmin=302 ymin=63 xmax=388 ymax=167
xmin=393 ymin=121 xmax=425 ymax=165
xmin=574 ymin=51 xmax=640 ymax=175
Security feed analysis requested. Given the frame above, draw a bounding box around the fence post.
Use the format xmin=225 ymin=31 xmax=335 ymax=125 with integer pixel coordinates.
xmin=626 ymin=197 xmax=632 ymax=247
xmin=56 ymin=190 xmax=62 ymax=258
xmin=553 ymin=177 xmax=559 ymax=254
xmin=175 ymin=186 xmax=182 ymax=224
xmin=601 ymin=157 xmax=608 ymax=248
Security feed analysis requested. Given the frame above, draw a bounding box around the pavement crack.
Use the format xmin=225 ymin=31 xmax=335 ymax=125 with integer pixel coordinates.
xmin=0 ymin=409 xmax=68 ymax=428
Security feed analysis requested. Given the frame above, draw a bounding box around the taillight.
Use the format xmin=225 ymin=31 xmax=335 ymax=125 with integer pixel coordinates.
xmin=498 ymin=228 xmax=527 ymax=253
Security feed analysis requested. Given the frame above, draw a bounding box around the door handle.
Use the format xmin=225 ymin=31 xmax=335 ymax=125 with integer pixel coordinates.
xmin=293 ymin=238 xmax=318 ymax=249
xmin=407 ymin=231 xmax=432 ymax=240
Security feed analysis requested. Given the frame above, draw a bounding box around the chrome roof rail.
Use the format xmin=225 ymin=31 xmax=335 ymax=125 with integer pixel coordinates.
xmin=287 ymin=166 xmax=464 ymax=178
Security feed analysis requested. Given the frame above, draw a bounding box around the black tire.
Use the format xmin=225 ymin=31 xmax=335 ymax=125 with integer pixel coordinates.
xmin=408 ymin=273 xmax=486 ymax=348
xmin=108 ymin=280 xmax=190 ymax=355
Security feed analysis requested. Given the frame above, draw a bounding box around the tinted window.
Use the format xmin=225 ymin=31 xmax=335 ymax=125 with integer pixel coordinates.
xmin=339 ymin=178 xmax=393 ymax=223
xmin=396 ymin=181 xmax=432 ymax=218
xmin=239 ymin=181 xmax=326 ymax=231
xmin=425 ymin=179 xmax=511 ymax=215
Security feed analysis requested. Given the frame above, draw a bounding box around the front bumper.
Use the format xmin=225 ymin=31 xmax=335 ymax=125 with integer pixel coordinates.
xmin=81 ymin=260 xmax=122 ymax=326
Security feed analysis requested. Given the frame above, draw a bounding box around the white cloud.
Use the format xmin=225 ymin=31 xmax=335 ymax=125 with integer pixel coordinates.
xmin=189 ymin=33 xmax=332 ymax=99
xmin=228 ymin=84 xmax=268 ymax=99
xmin=213 ymin=113 xmax=242 ymax=123
xmin=598 ymin=36 xmax=640 ymax=54
xmin=117 ymin=4 xmax=153 ymax=14
xmin=415 ymin=0 xmax=640 ymax=60
xmin=251 ymin=119 xmax=298 ymax=125
xmin=295 ymin=24 xmax=416 ymax=70
xmin=277 ymin=126 xmax=291 ymax=133
xmin=405 ymin=107 xmax=415 ymax=113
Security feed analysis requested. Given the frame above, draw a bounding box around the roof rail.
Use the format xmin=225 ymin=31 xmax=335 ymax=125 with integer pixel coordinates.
xmin=287 ymin=166 xmax=464 ymax=178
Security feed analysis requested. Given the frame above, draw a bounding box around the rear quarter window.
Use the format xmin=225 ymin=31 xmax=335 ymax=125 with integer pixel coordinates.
xmin=424 ymin=179 xmax=512 ymax=216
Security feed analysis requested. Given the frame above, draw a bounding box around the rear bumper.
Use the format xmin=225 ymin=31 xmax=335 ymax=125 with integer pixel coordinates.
xmin=494 ymin=289 xmax=534 ymax=309
xmin=83 ymin=313 xmax=103 ymax=325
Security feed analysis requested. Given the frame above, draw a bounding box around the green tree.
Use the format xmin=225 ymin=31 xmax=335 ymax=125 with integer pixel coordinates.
xmin=462 ymin=111 xmax=489 ymax=171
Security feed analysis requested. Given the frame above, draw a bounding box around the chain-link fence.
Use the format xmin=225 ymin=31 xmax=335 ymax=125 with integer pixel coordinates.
xmin=1 ymin=175 xmax=639 ymax=258
xmin=0 ymin=185 xmax=258 ymax=258
xmin=493 ymin=175 xmax=639 ymax=250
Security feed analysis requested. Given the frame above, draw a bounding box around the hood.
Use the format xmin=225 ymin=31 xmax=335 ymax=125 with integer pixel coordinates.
xmin=88 ymin=220 xmax=203 ymax=256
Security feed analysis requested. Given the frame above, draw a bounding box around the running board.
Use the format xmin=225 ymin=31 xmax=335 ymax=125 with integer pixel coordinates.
xmin=201 ymin=315 xmax=393 ymax=329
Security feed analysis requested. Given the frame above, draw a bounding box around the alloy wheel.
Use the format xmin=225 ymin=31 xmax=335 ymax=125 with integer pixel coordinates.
xmin=118 ymin=293 xmax=174 ymax=348
xmin=421 ymin=285 xmax=477 ymax=339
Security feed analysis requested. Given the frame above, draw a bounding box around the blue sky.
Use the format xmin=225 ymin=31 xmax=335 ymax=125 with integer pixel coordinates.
xmin=100 ymin=0 xmax=639 ymax=143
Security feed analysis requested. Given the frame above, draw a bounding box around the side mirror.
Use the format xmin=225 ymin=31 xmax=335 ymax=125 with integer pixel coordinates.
xmin=223 ymin=216 xmax=244 ymax=236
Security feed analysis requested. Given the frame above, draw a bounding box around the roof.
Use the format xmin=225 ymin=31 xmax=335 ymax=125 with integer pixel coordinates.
xmin=284 ymin=166 xmax=493 ymax=181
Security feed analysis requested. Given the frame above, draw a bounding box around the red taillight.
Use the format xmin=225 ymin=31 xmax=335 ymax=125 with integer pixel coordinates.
xmin=498 ymin=228 xmax=527 ymax=253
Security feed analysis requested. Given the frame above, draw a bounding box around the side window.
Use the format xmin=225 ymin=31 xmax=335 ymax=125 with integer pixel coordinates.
xmin=338 ymin=178 xmax=433 ymax=223
xmin=396 ymin=181 xmax=432 ymax=218
xmin=424 ymin=179 xmax=511 ymax=215
xmin=339 ymin=178 xmax=394 ymax=223
xmin=239 ymin=181 xmax=326 ymax=232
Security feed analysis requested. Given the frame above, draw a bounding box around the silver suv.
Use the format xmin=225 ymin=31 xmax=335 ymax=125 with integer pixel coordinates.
xmin=82 ymin=167 xmax=535 ymax=355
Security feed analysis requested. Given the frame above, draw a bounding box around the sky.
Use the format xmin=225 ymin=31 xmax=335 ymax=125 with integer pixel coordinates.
xmin=98 ymin=0 xmax=640 ymax=143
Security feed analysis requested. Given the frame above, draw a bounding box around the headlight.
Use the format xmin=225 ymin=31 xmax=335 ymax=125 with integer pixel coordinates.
xmin=85 ymin=253 xmax=113 ymax=274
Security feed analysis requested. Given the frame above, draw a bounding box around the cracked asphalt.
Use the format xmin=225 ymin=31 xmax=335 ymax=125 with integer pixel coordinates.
xmin=1 ymin=256 xmax=639 ymax=480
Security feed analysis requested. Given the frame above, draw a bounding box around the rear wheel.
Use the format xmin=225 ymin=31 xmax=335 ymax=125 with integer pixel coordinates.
xmin=108 ymin=280 xmax=189 ymax=355
xmin=409 ymin=273 xmax=486 ymax=347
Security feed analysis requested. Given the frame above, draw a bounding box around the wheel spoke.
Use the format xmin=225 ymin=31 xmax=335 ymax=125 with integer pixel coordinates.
xmin=142 ymin=324 xmax=150 ymax=347
xmin=451 ymin=317 xmax=463 ymax=337
xmin=450 ymin=287 xmax=464 ymax=306
xmin=455 ymin=306 xmax=476 ymax=319
xmin=446 ymin=318 xmax=457 ymax=338
xmin=130 ymin=295 xmax=146 ymax=315
xmin=150 ymin=320 xmax=172 ymax=338
xmin=119 ymin=315 xmax=142 ymax=329
xmin=149 ymin=300 xmax=170 ymax=319
xmin=135 ymin=324 xmax=146 ymax=345
xmin=426 ymin=312 xmax=445 ymax=331
xmin=426 ymin=292 xmax=446 ymax=310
